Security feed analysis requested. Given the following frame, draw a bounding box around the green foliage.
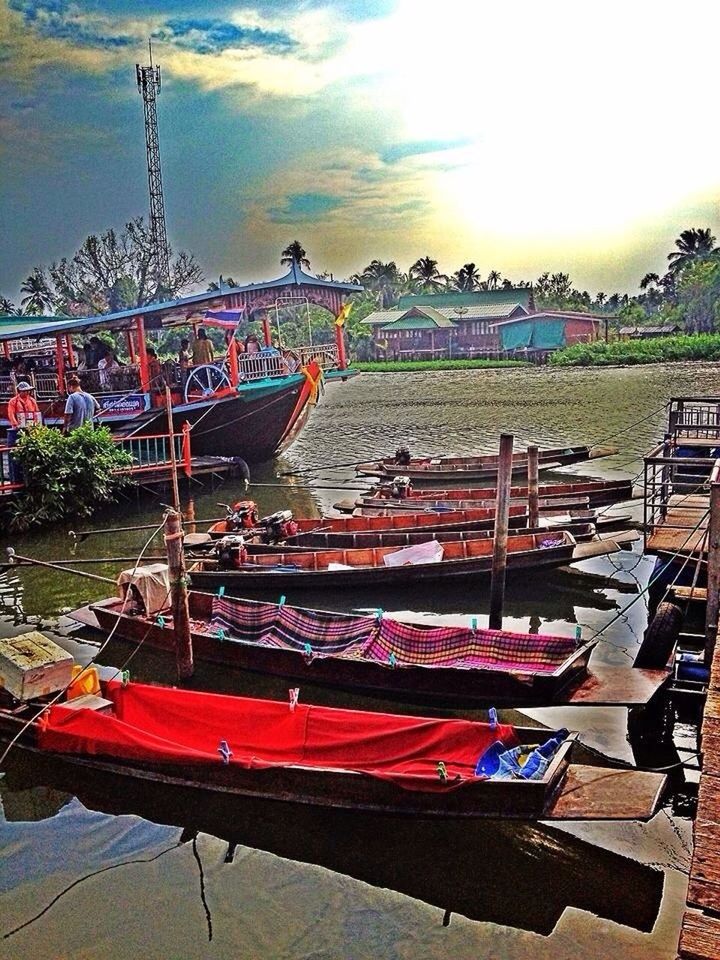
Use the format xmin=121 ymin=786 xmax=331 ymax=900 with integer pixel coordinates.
xmin=549 ymin=333 xmax=720 ymax=367
xmin=354 ymin=359 xmax=531 ymax=372
xmin=8 ymin=425 xmax=133 ymax=530
xmin=677 ymin=258 xmax=720 ymax=333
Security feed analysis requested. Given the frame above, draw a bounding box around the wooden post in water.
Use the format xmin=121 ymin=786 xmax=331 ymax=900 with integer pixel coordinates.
xmin=165 ymin=385 xmax=180 ymax=511
xmin=527 ymin=444 xmax=539 ymax=530
xmin=489 ymin=433 xmax=514 ymax=630
xmin=705 ymin=471 xmax=720 ymax=666
xmin=164 ymin=508 xmax=194 ymax=680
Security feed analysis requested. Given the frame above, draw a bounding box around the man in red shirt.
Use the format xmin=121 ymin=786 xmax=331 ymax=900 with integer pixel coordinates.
xmin=7 ymin=381 xmax=41 ymax=429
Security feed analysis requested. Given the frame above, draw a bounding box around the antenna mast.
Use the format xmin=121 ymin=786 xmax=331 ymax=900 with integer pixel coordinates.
xmin=136 ymin=41 xmax=171 ymax=292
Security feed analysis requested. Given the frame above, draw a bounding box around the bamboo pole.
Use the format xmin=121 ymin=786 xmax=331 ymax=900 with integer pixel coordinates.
xmin=165 ymin=385 xmax=180 ymax=512
xmin=705 ymin=477 xmax=720 ymax=665
xmin=527 ymin=444 xmax=539 ymax=530
xmin=489 ymin=433 xmax=514 ymax=630
xmin=164 ymin=509 xmax=194 ymax=680
xmin=5 ymin=549 xmax=115 ymax=584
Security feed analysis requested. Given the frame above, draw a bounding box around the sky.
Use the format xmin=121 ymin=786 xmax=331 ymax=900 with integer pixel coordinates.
xmin=1 ymin=0 xmax=720 ymax=302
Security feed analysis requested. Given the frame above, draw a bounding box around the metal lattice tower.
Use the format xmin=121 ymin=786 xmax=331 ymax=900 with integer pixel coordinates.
xmin=136 ymin=42 xmax=170 ymax=291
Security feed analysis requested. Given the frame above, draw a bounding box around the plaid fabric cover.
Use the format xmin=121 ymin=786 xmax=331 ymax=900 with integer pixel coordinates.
xmin=362 ymin=620 xmax=577 ymax=673
xmin=208 ymin=596 xmax=576 ymax=672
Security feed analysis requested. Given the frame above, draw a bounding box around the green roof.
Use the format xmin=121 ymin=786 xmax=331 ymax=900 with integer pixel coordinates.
xmin=398 ymin=289 xmax=533 ymax=310
xmin=380 ymin=306 xmax=457 ymax=331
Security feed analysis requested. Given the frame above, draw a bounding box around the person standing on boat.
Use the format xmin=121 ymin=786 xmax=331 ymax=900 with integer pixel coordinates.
xmin=7 ymin=381 xmax=41 ymax=430
xmin=192 ymin=328 xmax=214 ymax=366
xmin=63 ymin=375 xmax=100 ymax=432
xmin=97 ymin=350 xmax=120 ymax=389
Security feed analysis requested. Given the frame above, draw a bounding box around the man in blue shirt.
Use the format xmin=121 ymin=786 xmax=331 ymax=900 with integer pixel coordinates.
xmin=63 ymin=375 xmax=100 ymax=432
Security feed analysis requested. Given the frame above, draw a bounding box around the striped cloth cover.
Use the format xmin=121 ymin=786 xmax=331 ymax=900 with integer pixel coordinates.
xmin=362 ymin=620 xmax=577 ymax=673
xmin=209 ymin=595 xmax=376 ymax=653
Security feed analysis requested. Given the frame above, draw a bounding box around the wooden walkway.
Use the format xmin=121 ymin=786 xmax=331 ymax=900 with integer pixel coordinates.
xmin=647 ymin=494 xmax=710 ymax=556
xmin=678 ymin=641 xmax=720 ymax=958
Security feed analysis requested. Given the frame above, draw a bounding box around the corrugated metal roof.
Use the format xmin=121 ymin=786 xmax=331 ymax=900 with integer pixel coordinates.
xmin=364 ymin=302 xmax=525 ymax=327
xmin=492 ymin=312 xmax=602 ymax=329
xmin=380 ymin=306 xmax=458 ymax=330
xmin=362 ymin=310 xmax=403 ymax=325
xmin=398 ymin=288 xmax=532 ymax=310
xmin=619 ymin=324 xmax=682 ymax=335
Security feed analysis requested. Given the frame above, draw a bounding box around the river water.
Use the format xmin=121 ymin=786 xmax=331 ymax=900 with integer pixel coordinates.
xmin=2 ymin=362 xmax=717 ymax=959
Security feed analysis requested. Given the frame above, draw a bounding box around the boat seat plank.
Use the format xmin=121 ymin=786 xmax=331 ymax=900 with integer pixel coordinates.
xmin=546 ymin=765 xmax=666 ymax=821
xmin=565 ymin=666 xmax=670 ymax=706
xmin=66 ymin=604 xmax=102 ymax=630
xmin=679 ymin=908 xmax=720 ymax=960
xmin=671 ymin=586 xmax=708 ymax=602
xmin=572 ymin=540 xmax=623 ymax=560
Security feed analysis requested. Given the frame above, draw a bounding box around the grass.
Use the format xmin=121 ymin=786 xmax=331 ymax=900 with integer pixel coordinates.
xmin=352 ymin=358 xmax=531 ymax=372
xmin=550 ymin=333 xmax=720 ymax=366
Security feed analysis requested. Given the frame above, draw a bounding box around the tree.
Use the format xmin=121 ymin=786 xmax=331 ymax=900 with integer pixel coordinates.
xmin=0 ymin=297 xmax=17 ymax=315
xmin=409 ymin=256 xmax=448 ymax=294
xmin=354 ymin=260 xmax=404 ymax=309
xmin=677 ymin=258 xmax=720 ymax=333
xmin=281 ymin=241 xmax=310 ymax=270
xmin=20 ymin=269 xmax=55 ymax=314
xmin=452 ymin=263 xmax=481 ymax=291
xmin=207 ymin=275 xmax=239 ymax=291
xmin=487 ymin=270 xmax=501 ymax=290
xmin=668 ymin=228 xmax=719 ymax=276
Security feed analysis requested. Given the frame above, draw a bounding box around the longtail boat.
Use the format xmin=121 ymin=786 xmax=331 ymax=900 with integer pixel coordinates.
xmin=356 ymin=444 xmax=618 ymax=482
xmin=341 ymin=477 xmax=636 ymax=513
xmin=0 ymin=669 xmax=666 ymax=820
xmin=76 ymin=587 xmax=668 ymax=709
xmin=187 ymin=531 xmax=577 ymax=592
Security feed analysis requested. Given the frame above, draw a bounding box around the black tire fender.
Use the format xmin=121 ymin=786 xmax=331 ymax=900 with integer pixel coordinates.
xmin=634 ymin=601 xmax=683 ymax=668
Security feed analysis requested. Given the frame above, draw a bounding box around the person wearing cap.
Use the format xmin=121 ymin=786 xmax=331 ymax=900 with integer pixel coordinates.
xmin=63 ymin=375 xmax=100 ymax=432
xmin=7 ymin=381 xmax=41 ymax=429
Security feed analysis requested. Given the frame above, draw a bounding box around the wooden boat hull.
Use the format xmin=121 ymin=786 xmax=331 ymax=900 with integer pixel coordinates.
xmin=356 ymin=445 xmax=616 ymax=483
xmin=0 ymin=707 xmax=666 ymax=821
xmin=88 ymin=593 xmax=595 ymax=707
xmin=190 ymin=533 xmax=577 ymax=592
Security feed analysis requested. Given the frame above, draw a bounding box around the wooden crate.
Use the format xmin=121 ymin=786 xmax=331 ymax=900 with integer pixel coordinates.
xmin=0 ymin=632 xmax=74 ymax=701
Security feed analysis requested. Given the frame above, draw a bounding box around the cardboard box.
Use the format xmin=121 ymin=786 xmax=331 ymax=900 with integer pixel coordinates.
xmin=0 ymin=632 xmax=74 ymax=701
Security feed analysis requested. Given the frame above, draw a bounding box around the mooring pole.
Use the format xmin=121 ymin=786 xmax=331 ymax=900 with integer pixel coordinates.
xmin=705 ymin=470 xmax=720 ymax=666
xmin=489 ymin=433 xmax=514 ymax=630
xmin=164 ymin=508 xmax=193 ymax=680
xmin=527 ymin=444 xmax=539 ymax=529
xmin=165 ymin=385 xmax=180 ymax=511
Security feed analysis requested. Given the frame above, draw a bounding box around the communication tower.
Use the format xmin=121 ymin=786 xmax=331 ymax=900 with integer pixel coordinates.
xmin=136 ymin=41 xmax=170 ymax=291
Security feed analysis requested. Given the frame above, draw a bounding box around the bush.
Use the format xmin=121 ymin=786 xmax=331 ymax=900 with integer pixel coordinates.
xmin=549 ymin=333 xmax=720 ymax=367
xmin=8 ymin=424 xmax=133 ymax=530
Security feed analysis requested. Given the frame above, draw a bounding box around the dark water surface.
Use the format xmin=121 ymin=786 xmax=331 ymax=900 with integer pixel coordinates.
xmin=2 ymin=362 xmax=715 ymax=958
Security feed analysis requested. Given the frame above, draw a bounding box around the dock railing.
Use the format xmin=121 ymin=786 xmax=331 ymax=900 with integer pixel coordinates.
xmin=668 ymin=397 xmax=720 ymax=443
xmin=643 ymin=438 xmax=720 ymax=551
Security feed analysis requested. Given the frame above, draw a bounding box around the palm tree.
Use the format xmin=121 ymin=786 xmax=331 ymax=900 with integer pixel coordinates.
xmin=640 ymin=272 xmax=660 ymax=290
xmin=452 ymin=263 xmax=481 ymax=292
xmin=207 ymin=275 xmax=238 ymax=291
xmin=356 ymin=260 xmax=403 ymax=309
xmin=20 ymin=269 xmax=55 ymax=314
xmin=409 ymin=256 xmax=448 ymax=294
xmin=281 ymin=241 xmax=311 ymax=270
xmin=595 ymin=292 xmax=606 ymax=310
xmin=487 ymin=270 xmax=501 ymax=290
xmin=0 ymin=297 xmax=17 ymax=315
xmin=667 ymin=228 xmax=719 ymax=275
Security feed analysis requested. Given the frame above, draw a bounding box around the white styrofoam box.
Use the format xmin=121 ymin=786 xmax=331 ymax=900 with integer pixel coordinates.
xmin=0 ymin=632 xmax=74 ymax=701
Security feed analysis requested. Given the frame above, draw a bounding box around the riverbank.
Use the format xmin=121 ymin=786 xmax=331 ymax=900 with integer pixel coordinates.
xmin=352 ymin=359 xmax=530 ymax=372
xmin=550 ymin=332 xmax=720 ymax=366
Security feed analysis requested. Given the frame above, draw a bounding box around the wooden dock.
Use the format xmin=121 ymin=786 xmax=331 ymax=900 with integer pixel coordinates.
xmin=678 ymin=640 xmax=720 ymax=959
xmin=647 ymin=494 xmax=710 ymax=556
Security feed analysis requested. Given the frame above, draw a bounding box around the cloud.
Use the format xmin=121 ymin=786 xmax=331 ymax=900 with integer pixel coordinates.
xmin=154 ymin=16 xmax=295 ymax=56
xmin=268 ymin=192 xmax=346 ymax=223
xmin=9 ymin=0 xmax=135 ymax=47
xmin=380 ymin=138 xmax=472 ymax=165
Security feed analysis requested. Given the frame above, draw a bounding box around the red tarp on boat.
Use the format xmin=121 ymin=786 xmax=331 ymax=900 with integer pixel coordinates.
xmin=38 ymin=681 xmax=519 ymax=791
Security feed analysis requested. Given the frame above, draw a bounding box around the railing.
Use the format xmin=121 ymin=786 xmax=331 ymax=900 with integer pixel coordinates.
xmin=644 ymin=438 xmax=719 ymax=549
xmin=667 ymin=397 xmax=720 ymax=442
xmin=295 ymin=343 xmax=338 ymax=370
xmin=114 ymin=430 xmax=189 ymax=477
xmin=237 ymin=352 xmax=287 ymax=381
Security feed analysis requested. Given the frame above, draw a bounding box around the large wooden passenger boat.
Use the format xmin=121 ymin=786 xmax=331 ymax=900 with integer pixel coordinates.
xmin=0 ymin=263 xmax=360 ymax=461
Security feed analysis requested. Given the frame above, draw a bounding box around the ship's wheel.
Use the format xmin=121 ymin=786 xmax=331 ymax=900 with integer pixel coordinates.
xmin=184 ymin=364 xmax=231 ymax=403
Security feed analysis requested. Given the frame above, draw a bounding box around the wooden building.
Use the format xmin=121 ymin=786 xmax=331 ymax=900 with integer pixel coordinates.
xmin=363 ymin=290 xmax=532 ymax=358
xmin=492 ymin=311 xmax=603 ymax=359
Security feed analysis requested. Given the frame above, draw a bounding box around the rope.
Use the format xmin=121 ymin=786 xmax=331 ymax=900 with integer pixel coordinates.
xmin=0 ymin=520 xmax=165 ymax=771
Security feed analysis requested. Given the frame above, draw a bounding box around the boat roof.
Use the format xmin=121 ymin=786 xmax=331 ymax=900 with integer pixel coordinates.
xmin=0 ymin=262 xmax=363 ymax=343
